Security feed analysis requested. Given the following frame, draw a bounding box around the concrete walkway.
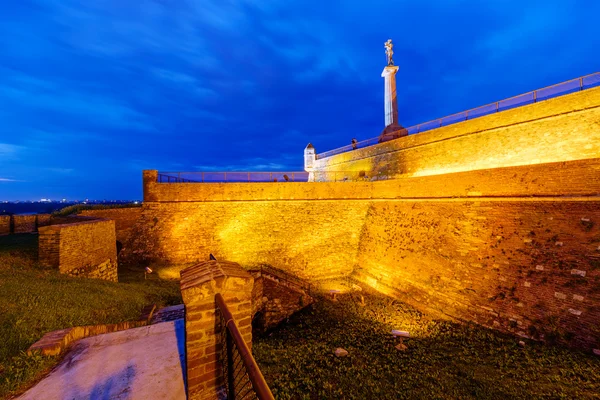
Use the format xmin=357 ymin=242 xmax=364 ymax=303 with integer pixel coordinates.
xmin=20 ymin=319 xmax=186 ymax=400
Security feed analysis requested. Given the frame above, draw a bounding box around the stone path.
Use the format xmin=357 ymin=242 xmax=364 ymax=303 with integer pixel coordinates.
xmin=19 ymin=319 xmax=186 ymax=400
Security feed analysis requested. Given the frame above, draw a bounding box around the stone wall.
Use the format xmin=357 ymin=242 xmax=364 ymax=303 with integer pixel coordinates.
xmin=0 ymin=215 xmax=10 ymax=235
xmin=79 ymin=208 xmax=142 ymax=243
xmin=251 ymin=276 xmax=313 ymax=333
xmin=37 ymin=214 xmax=52 ymax=227
xmin=38 ymin=219 xmax=117 ymax=281
xmin=127 ymin=200 xmax=368 ymax=280
xmin=13 ymin=214 xmax=37 ymax=233
xmin=129 ymin=86 xmax=600 ymax=351
xmin=313 ymin=85 xmax=600 ymax=180
xmin=354 ymin=200 xmax=600 ymax=349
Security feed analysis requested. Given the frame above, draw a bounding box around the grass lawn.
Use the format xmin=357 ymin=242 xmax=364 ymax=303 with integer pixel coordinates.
xmin=253 ymin=281 xmax=600 ymax=400
xmin=0 ymin=234 xmax=182 ymax=399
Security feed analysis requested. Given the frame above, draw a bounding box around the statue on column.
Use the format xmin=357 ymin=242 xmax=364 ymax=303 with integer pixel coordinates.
xmin=384 ymin=39 xmax=394 ymax=66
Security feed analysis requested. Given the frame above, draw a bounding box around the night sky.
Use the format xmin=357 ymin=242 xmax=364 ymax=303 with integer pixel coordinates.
xmin=1 ymin=1 xmax=598 ymax=201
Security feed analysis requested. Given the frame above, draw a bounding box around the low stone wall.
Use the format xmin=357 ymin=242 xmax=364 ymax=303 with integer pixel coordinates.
xmin=0 ymin=215 xmax=10 ymax=235
xmin=13 ymin=214 xmax=37 ymax=233
xmin=79 ymin=208 xmax=142 ymax=243
xmin=38 ymin=218 xmax=118 ymax=281
xmin=37 ymin=213 xmax=52 ymax=227
xmin=251 ymin=275 xmax=313 ymax=333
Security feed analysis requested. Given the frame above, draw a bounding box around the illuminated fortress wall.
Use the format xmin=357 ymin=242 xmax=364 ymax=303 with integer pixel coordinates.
xmin=126 ymin=87 xmax=600 ymax=350
xmin=313 ymin=86 xmax=600 ymax=179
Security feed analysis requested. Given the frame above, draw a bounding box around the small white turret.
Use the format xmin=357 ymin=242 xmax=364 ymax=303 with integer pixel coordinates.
xmin=304 ymin=143 xmax=315 ymax=172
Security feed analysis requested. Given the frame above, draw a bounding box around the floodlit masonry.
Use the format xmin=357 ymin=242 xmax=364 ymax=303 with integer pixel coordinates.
xmin=120 ymin=83 xmax=600 ymax=353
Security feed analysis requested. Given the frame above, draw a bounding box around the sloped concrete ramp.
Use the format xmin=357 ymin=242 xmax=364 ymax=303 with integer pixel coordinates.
xmin=20 ymin=319 xmax=186 ymax=400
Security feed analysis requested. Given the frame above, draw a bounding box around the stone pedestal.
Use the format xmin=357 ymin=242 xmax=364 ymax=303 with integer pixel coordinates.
xmin=180 ymin=260 xmax=254 ymax=400
xmin=379 ymin=66 xmax=408 ymax=142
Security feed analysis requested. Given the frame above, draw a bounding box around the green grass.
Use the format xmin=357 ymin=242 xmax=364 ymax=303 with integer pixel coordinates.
xmin=254 ymin=283 xmax=600 ymax=400
xmin=0 ymin=234 xmax=181 ymax=399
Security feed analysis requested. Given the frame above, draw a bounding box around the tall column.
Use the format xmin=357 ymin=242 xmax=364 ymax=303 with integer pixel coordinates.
xmin=381 ymin=65 xmax=400 ymax=128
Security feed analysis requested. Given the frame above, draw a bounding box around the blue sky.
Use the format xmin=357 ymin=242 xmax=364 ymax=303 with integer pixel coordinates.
xmin=0 ymin=0 xmax=598 ymax=200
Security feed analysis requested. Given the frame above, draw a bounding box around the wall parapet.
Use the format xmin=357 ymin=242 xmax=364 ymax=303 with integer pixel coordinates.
xmin=143 ymin=158 xmax=600 ymax=203
xmin=313 ymin=85 xmax=600 ymax=178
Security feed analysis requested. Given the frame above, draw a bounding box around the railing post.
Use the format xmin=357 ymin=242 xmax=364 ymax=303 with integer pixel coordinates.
xmin=496 ymin=102 xmax=499 ymax=112
xmin=248 ymin=172 xmax=250 ymax=182
xmin=178 ymin=172 xmax=181 ymax=182
xmin=465 ymin=111 xmax=468 ymax=121
xmin=533 ymin=90 xmax=537 ymax=103
xmin=292 ymin=172 xmax=295 ymax=182
xmin=580 ymin=77 xmax=583 ymax=91
xmin=224 ymin=172 xmax=227 ymax=182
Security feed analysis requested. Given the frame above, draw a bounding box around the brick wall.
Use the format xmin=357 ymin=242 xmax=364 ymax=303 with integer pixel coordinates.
xmin=37 ymin=214 xmax=52 ymax=227
xmin=125 ymin=200 xmax=368 ymax=280
xmin=13 ymin=215 xmax=37 ymax=233
xmin=79 ymin=208 xmax=142 ymax=243
xmin=130 ymin=87 xmax=600 ymax=351
xmin=354 ymin=200 xmax=600 ymax=349
xmin=313 ymin=85 xmax=600 ymax=180
xmin=131 ymin=158 xmax=600 ymax=351
xmin=38 ymin=219 xmax=117 ymax=281
xmin=0 ymin=215 xmax=10 ymax=235
xmin=180 ymin=260 xmax=254 ymax=399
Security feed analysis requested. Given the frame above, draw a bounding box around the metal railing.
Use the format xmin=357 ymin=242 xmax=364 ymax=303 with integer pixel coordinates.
xmin=316 ymin=72 xmax=600 ymax=159
xmin=157 ymin=171 xmax=310 ymax=183
xmin=216 ymin=293 xmax=275 ymax=400
xmin=156 ymin=171 xmax=367 ymax=183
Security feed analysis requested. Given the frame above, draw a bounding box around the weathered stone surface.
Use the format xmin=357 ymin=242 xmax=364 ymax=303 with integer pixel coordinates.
xmin=0 ymin=215 xmax=9 ymax=235
xmin=38 ymin=219 xmax=117 ymax=282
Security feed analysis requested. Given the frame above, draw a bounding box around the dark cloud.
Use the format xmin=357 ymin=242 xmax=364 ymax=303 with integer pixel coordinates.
xmin=0 ymin=0 xmax=598 ymax=200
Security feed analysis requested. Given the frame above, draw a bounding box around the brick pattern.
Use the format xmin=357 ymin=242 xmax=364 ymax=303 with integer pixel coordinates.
xmin=37 ymin=213 xmax=52 ymax=227
xmin=27 ymin=305 xmax=155 ymax=356
xmin=124 ymin=200 xmax=368 ymax=280
xmin=13 ymin=214 xmax=37 ymax=233
xmin=143 ymin=158 xmax=600 ymax=203
xmin=180 ymin=260 xmax=254 ymax=400
xmin=314 ymin=86 xmax=600 ymax=179
xmin=251 ymin=275 xmax=313 ymax=333
xmin=0 ymin=215 xmax=9 ymax=235
xmin=38 ymin=219 xmax=118 ymax=282
xmin=79 ymin=208 xmax=142 ymax=243
xmin=355 ymin=200 xmax=600 ymax=350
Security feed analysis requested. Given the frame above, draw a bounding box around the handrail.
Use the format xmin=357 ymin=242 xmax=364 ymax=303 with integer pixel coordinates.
xmin=316 ymin=71 xmax=600 ymax=159
xmin=156 ymin=171 xmax=364 ymax=183
xmin=157 ymin=171 xmax=310 ymax=183
xmin=216 ymin=293 xmax=275 ymax=400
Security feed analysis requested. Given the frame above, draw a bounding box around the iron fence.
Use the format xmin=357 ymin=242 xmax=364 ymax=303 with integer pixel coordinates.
xmin=157 ymin=171 xmax=310 ymax=183
xmin=156 ymin=171 xmax=366 ymax=183
xmin=216 ymin=293 xmax=275 ymax=400
xmin=316 ymin=72 xmax=600 ymax=159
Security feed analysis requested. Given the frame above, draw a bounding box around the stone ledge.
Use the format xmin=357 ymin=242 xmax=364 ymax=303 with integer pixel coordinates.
xmin=27 ymin=304 xmax=157 ymax=356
